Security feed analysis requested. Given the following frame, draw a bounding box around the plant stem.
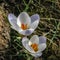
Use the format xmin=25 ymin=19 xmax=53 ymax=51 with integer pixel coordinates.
xmin=23 ymin=0 xmax=32 ymax=12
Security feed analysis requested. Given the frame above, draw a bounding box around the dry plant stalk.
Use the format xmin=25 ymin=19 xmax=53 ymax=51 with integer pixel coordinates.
xmin=0 ymin=7 xmax=10 ymax=53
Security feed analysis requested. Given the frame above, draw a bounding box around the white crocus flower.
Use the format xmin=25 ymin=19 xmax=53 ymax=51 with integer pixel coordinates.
xmin=8 ymin=12 xmax=40 ymax=35
xmin=22 ymin=35 xmax=46 ymax=57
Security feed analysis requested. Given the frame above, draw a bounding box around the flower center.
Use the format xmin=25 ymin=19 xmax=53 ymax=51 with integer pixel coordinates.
xmin=21 ymin=24 xmax=28 ymax=30
xmin=31 ymin=43 xmax=38 ymax=52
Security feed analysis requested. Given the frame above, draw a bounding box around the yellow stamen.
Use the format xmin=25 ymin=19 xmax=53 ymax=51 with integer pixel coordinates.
xmin=21 ymin=24 xmax=27 ymax=30
xmin=31 ymin=43 xmax=38 ymax=52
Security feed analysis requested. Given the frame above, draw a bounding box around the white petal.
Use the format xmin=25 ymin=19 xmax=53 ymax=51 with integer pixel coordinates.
xmin=8 ymin=13 xmax=17 ymax=26
xmin=17 ymin=12 xmax=31 ymax=27
xmin=22 ymin=37 xmax=34 ymax=53
xmin=31 ymin=14 xmax=40 ymax=23
xmin=39 ymin=36 xmax=46 ymax=44
xmin=38 ymin=43 xmax=46 ymax=52
xmin=22 ymin=37 xmax=29 ymax=48
xmin=19 ymin=29 xmax=34 ymax=36
xmin=30 ymin=14 xmax=40 ymax=29
xmin=30 ymin=52 xmax=42 ymax=57
xmin=30 ymin=35 xmax=39 ymax=44
xmin=11 ymin=25 xmax=22 ymax=32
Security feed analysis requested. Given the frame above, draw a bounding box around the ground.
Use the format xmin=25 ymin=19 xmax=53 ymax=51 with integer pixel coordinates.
xmin=0 ymin=0 xmax=60 ymax=60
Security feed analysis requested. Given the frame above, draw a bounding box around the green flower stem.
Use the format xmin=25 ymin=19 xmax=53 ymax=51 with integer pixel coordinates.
xmin=23 ymin=0 xmax=32 ymax=12
xmin=51 ymin=21 xmax=60 ymax=41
